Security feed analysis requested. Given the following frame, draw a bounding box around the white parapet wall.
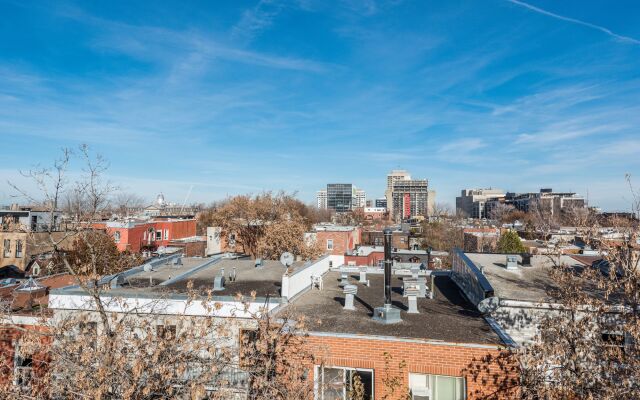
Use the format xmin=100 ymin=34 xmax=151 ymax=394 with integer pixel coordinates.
xmin=48 ymin=293 xmax=278 ymax=319
xmin=281 ymin=255 xmax=344 ymax=300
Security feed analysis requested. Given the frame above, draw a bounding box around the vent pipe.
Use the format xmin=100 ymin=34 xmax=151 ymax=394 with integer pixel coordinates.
xmin=383 ymin=228 xmax=392 ymax=306
xmin=372 ymin=228 xmax=401 ymax=324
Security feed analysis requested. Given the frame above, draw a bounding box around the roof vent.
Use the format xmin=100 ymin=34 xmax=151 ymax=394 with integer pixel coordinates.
xmin=359 ymin=270 xmax=368 ymax=286
xmin=405 ymin=286 xmax=419 ymax=314
xmin=343 ymin=284 xmax=357 ymax=310
xmin=338 ymin=270 xmax=349 ymax=287
xmin=506 ymin=255 xmax=518 ymax=270
xmin=213 ymin=275 xmax=225 ymax=291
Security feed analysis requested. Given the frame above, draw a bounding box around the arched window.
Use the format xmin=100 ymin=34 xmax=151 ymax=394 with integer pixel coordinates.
xmin=113 ymin=231 xmax=121 ymax=244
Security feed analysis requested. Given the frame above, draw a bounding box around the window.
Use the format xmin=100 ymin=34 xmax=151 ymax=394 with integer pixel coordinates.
xmin=30 ymin=215 xmax=38 ymax=231
xmin=327 ymin=239 xmax=334 ymax=251
xmin=3 ymin=239 xmax=10 ymax=258
xmin=602 ymin=331 xmax=626 ymax=351
xmin=113 ymin=231 xmax=121 ymax=244
xmin=315 ymin=365 xmax=373 ymax=400
xmin=155 ymin=230 xmax=162 ymax=241
xmin=15 ymin=240 xmax=23 ymax=258
xmin=409 ymin=373 xmax=465 ymax=400
xmin=143 ymin=231 xmax=147 ymax=240
xmin=164 ymin=229 xmax=169 ymax=240
xmin=78 ymin=321 xmax=98 ymax=350
xmin=13 ymin=340 xmax=33 ymax=388
xmin=374 ymin=237 xmax=383 ymax=246
xmin=156 ymin=324 xmax=176 ymax=340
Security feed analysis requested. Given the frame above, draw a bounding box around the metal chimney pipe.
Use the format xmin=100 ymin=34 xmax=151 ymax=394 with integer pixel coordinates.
xmin=383 ymin=228 xmax=392 ymax=306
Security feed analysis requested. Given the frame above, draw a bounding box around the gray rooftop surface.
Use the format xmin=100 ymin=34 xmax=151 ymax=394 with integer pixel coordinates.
xmin=464 ymin=253 xmax=589 ymax=302
xmin=288 ymin=270 xmax=502 ymax=345
xmin=123 ymin=257 xmax=302 ymax=298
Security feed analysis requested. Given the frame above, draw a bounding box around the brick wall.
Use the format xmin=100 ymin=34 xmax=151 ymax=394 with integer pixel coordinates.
xmin=305 ymin=334 xmax=513 ymax=399
xmin=316 ymin=230 xmax=360 ymax=256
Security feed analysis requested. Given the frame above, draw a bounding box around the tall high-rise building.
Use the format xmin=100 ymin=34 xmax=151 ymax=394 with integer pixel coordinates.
xmin=385 ymin=170 xmax=411 ymax=215
xmin=327 ymin=184 xmax=355 ymax=213
xmin=391 ymin=179 xmax=429 ymax=221
xmin=316 ymin=190 xmax=327 ymax=209
xmin=355 ymin=189 xmax=366 ymax=208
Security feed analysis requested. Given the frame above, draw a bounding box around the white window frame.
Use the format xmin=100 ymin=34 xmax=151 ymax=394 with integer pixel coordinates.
xmin=164 ymin=229 xmax=169 ymax=240
xmin=408 ymin=372 xmax=466 ymax=400
xmin=327 ymin=239 xmax=334 ymax=251
xmin=113 ymin=231 xmax=121 ymax=244
xmin=314 ymin=365 xmax=374 ymax=400
xmin=155 ymin=230 xmax=162 ymax=241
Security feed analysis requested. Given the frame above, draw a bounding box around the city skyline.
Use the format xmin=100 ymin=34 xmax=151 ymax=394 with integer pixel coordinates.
xmin=1 ymin=1 xmax=639 ymax=211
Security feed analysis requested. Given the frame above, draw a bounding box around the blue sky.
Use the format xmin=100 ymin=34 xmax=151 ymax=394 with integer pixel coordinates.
xmin=1 ymin=0 xmax=639 ymax=211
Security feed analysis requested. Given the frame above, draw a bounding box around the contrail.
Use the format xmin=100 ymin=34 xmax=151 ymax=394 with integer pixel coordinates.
xmin=508 ymin=0 xmax=640 ymax=45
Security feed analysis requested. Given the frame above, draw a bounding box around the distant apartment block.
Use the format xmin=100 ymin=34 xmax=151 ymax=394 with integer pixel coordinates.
xmin=391 ymin=179 xmax=430 ymax=221
xmin=355 ymin=189 xmax=366 ymax=208
xmin=374 ymin=197 xmax=387 ymax=209
xmin=456 ymin=188 xmax=506 ymax=219
xmin=316 ymin=189 xmax=327 ymax=209
xmin=385 ymin=170 xmax=411 ymax=215
xmin=317 ymin=184 xmax=366 ymax=212
xmin=506 ymin=188 xmax=586 ymax=215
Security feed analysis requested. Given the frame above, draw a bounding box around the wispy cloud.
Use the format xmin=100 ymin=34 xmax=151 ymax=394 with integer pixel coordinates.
xmin=232 ymin=0 xmax=286 ymax=42
xmin=507 ymin=0 xmax=640 ymax=45
xmin=515 ymin=124 xmax=628 ymax=145
xmin=438 ymin=138 xmax=486 ymax=154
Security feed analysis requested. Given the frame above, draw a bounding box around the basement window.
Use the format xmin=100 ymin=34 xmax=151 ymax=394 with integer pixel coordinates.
xmin=315 ymin=365 xmax=373 ymax=400
xmin=409 ymin=373 xmax=466 ymax=400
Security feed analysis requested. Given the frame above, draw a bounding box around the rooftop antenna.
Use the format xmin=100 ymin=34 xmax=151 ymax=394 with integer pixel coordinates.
xmin=180 ymin=185 xmax=194 ymax=214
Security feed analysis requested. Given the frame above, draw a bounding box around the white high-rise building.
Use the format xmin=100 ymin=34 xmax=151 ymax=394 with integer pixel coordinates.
xmin=355 ymin=189 xmax=366 ymax=208
xmin=316 ymin=190 xmax=327 ymax=209
xmin=385 ymin=170 xmax=411 ymax=215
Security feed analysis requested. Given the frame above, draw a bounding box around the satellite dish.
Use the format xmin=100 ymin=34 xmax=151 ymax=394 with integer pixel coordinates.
xmin=280 ymin=252 xmax=294 ymax=267
xmin=143 ymin=264 xmax=154 ymax=272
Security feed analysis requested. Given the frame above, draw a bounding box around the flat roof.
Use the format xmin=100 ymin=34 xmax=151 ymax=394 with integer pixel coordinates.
xmin=116 ymin=257 xmax=300 ymax=298
xmin=464 ymin=253 xmax=588 ymax=302
xmin=288 ymin=270 xmax=502 ymax=345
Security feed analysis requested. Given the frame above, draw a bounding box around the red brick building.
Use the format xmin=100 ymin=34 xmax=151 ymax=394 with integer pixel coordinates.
xmin=313 ymin=225 xmax=361 ymax=256
xmin=97 ymin=218 xmax=197 ymax=253
xmin=289 ymin=271 xmax=513 ymax=399
xmin=0 ymin=274 xmax=75 ymax=388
